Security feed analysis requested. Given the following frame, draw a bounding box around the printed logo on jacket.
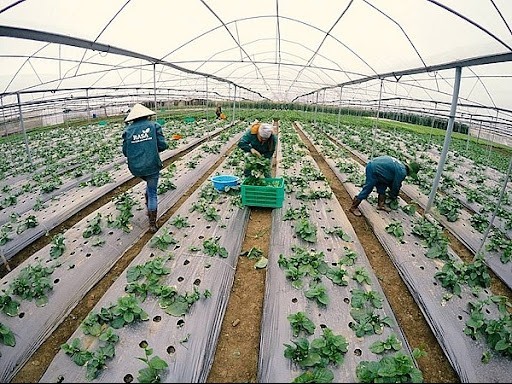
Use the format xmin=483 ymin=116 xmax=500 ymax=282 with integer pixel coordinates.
xmin=131 ymin=127 xmax=153 ymax=143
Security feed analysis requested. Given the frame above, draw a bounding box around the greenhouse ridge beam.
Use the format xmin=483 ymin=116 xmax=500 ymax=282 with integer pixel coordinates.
xmin=0 ymin=25 xmax=268 ymax=100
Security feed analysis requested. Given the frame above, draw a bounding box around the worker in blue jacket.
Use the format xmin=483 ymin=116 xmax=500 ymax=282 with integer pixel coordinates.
xmin=122 ymin=103 xmax=168 ymax=232
xmin=349 ymin=155 xmax=420 ymax=216
xmin=238 ymin=121 xmax=277 ymax=177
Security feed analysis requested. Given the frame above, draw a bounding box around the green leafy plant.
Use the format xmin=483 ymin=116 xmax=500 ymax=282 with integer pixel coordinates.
xmin=287 ymin=311 xmax=316 ymax=337
xmin=369 ymin=333 xmax=403 ymax=354
xmin=0 ymin=322 xmax=16 ymax=347
xmin=16 ymin=214 xmax=38 ymax=234
xmin=203 ymin=236 xmax=228 ymax=258
xmin=323 ymin=226 xmax=351 ymax=241
xmin=385 ymin=220 xmax=405 ymax=243
xmin=295 ymin=218 xmax=317 ymax=243
xmin=356 ymin=349 xmax=424 ymax=383
xmin=83 ymin=213 xmax=103 ymax=238
xmin=304 ymin=281 xmax=329 ymax=307
xmin=136 ymin=341 xmax=169 ymax=383
xmin=49 ymin=233 xmax=66 ymax=259
xmin=464 ymin=296 xmax=512 ymax=359
xmin=170 ymin=215 xmax=190 ymax=229
xmin=9 ymin=262 xmax=54 ymax=306
xmin=149 ymin=228 xmax=178 ymax=251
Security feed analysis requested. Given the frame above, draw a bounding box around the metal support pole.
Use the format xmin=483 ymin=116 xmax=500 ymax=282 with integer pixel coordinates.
xmin=425 ymin=66 xmax=462 ymax=214
xmin=1 ymin=96 xmax=6 ymax=136
xmin=371 ymin=79 xmax=383 ymax=160
xmin=428 ymin=102 xmax=437 ymax=143
xmin=337 ymin=86 xmax=343 ymax=130
xmin=86 ymin=89 xmax=90 ymax=122
xmin=476 ymin=121 xmax=482 ymax=144
xmin=314 ymin=92 xmax=318 ymax=125
xmin=487 ymin=110 xmax=498 ymax=163
xmin=465 ymin=114 xmax=472 ymax=151
xmin=153 ymin=63 xmax=157 ymax=113
xmin=17 ymin=92 xmax=34 ymax=167
xmin=205 ymin=77 xmax=209 ymax=119
xmin=232 ymin=85 xmax=237 ymax=122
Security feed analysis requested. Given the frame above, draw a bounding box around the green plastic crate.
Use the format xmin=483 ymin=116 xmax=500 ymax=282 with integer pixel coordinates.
xmin=241 ymin=177 xmax=285 ymax=208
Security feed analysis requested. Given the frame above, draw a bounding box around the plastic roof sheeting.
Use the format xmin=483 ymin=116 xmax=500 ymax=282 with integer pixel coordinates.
xmin=1 ymin=0 xmax=512 ymax=127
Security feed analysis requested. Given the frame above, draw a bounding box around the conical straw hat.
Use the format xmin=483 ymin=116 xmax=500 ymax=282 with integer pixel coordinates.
xmin=125 ymin=103 xmax=156 ymax=122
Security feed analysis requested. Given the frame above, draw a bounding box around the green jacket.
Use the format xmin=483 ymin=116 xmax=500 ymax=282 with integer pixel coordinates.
xmin=122 ymin=118 xmax=168 ymax=177
xmin=238 ymin=127 xmax=277 ymax=159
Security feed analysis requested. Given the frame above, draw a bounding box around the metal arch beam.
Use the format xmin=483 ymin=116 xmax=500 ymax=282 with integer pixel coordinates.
xmin=0 ymin=25 xmax=268 ymax=100
xmin=296 ymin=51 xmax=512 ymax=100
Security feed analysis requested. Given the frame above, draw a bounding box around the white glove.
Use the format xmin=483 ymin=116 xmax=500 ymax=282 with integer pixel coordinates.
xmin=250 ymin=148 xmax=261 ymax=157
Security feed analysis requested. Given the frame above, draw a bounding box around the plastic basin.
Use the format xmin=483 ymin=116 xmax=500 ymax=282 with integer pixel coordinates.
xmin=211 ymin=175 xmax=240 ymax=191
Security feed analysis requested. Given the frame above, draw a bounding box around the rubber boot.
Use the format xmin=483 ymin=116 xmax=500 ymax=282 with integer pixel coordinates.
xmin=377 ymin=194 xmax=391 ymax=212
xmin=349 ymin=197 xmax=362 ymax=217
xmin=148 ymin=210 xmax=158 ymax=233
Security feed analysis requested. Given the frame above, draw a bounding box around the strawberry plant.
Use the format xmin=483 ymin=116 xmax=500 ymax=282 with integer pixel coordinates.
xmin=369 ymin=333 xmax=403 ymax=354
xmin=0 ymin=323 xmax=16 ymax=347
xmin=356 ymin=349 xmax=424 ymax=383
xmin=385 ymin=221 xmax=405 ymax=243
xmin=436 ymin=195 xmax=461 ymax=222
xmin=464 ymin=296 xmax=512 ymax=359
xmin=0 ymin=228 xmax=12 ymax=245
xmin=295 ymin=218 xmax=317 ymax=243
xmin=287 ymin=311 xmax=316 ymax=337
xmin=304 ymin=281 xmax=329 ymax=306
xmin=202 ymin=236 xmax=228 ymax=258
xmin=352 ymin=266 xmax=371 ymax=285
xmin=469 ymin=213 xmax=489 ymax=233
xmin=0 ymin=293 xmax=20 ymax=317
xmin=284 ymin=327 xmax=348 ymax=382
xmin=9 ymin=262 xmax=54 ymax=307
xmin=170 ymin=215 xmax=190 ymax=229
xmin=82 ymin=213 xmax=103 ymax=238
xmin=339 ymin=247 xmax=358 ymax=266
xmin=401 ymin=203 xmax=417 ymax=216
xmin=323 ymin=226 xmax=351 ymax=241
xmin=49 ymin=233 xmax=66 ymax=259
xmin=108 ymin=192 xmax=137 ymax=233
xmin=136 ymin=341 xmax=168 ymax=383
xmin=283 ymin=205 xmax=309 ymax=221
xmin=149 ymin=228 xmax=178 ymax=251
xmin=16 ymin=215 xmax=38 ymax=234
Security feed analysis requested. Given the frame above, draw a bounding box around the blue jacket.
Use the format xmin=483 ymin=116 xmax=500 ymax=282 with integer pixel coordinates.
xmin=122 ymin=118 xmax=168 ymax=177
xmin=237 ymin=124 xmax=277 ymax=159
xmin=357 ymin=155 xmax=406 ymax=200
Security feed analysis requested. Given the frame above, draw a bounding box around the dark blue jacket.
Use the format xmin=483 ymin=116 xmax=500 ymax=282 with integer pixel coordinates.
xmin=122 ymin=118 xmax=168 ymax=177
xmin=357 ymin=155 xmax=406 ymax=200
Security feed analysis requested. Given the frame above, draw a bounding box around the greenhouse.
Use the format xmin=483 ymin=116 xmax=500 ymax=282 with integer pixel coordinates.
xmin=0 ymin=1 xmax=511 ymax=383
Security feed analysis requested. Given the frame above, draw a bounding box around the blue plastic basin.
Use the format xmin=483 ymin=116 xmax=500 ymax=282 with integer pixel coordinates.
xmin=211 ymin=175 xmax=240 ymax=191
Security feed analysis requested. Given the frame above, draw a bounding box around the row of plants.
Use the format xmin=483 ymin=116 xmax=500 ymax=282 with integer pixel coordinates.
xmin=36 ymin=121 xmax=255 ymax=382
xmin=297 ymin=118 xmax=512 ymax=380
xmin=0 ymin=116 xmax=235 ymax=263
xmin=0 ymin=119 xmax=250 ymax=383
xmin=258 ymin=120 xmax=424 ymax=382
xmin=314 ymin=115 xmax=512 ymax=283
